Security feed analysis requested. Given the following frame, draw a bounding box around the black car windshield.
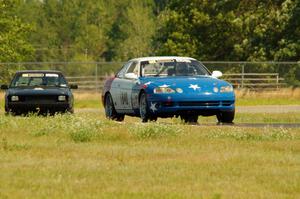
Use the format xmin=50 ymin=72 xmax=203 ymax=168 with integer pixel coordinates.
xmin=140 ymin=60 xmax=211 ymax=77
xmin=10 ymin=73 xmax=68 ymax=87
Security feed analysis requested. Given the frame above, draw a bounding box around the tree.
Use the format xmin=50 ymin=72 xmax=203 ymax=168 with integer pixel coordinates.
xmin=155 ymin=0 xmax=300 ymax=62
xmin=0 ymin=0 xmax=34 ymax=62
xmin=113 ymin=0 xmax=156 ymax=60
xmin=0 ymin=0 xmax=34 ymax=83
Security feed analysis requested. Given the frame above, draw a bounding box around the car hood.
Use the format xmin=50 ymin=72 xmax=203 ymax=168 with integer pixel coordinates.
xmin=140 ymin=76 xmax=231 ymax=93
xmin=7 ymin=87 xmax=70 ymax=96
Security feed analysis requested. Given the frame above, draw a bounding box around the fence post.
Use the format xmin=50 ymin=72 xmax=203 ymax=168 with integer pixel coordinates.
xmin=95 ymin=63 xmax=98 ymax=93
xmin=241 ymin=64 xmax=245 ymax=88
xmin=276 ymin=73 xmax=279 ymax=89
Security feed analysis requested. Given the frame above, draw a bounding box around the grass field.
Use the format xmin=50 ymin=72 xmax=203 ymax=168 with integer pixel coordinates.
xmin=0 ymin=112 xmax=300 ymax=198
xmin=0 ymin=89 xmax=300 ymax=198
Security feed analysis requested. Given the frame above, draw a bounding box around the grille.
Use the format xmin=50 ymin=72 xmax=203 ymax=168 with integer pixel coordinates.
xmin=222 ymin=101 xmax=234 ymax=106
xmin=21 ymin=95 xmax=59 ymax=103
xmin=176 ymin=101 xmax=234 ymax=107
xmin=178 ymin=101 xmax=220 ymax=106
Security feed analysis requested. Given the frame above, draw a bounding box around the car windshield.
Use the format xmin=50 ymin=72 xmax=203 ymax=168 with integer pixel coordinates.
xmin=10 ymin=73 xmax=68 ymax=87
xmin=140 ymin=60 xmax=210 ymax=77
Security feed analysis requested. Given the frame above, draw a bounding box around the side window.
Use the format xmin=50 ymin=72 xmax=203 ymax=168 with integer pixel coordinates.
xmin=126 ymin=62 xmax=138 ymax=75
xmin=117 ymin=62 xmax=132 ymax=78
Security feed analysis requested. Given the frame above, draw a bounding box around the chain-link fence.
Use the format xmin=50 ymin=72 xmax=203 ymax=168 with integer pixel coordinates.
xmin=0 ymin=61 xmax=299 ymax=92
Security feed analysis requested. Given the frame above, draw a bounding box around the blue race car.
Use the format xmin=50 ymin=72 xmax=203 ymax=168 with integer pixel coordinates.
xmin=102 ymin=57 xmax=235 ymax=123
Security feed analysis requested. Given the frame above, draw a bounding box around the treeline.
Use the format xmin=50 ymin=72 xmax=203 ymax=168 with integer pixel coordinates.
xmin=0 ymin=0 xmax=300 ymax=83
xmin=1 ymin=0 xmax=299 ymax=62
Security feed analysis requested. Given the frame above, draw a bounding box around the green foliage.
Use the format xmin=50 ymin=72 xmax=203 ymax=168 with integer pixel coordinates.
xmin=155 ymin=0 xmax=299 ymax=61
xmin=113 ymin=0 xmax=156 ymax=60
xmin=0 ymin=0 xmax=34 ymax=83
xmin=1 ymin=0 xmax=300 ymax=83
xmin=154 ymin=0 xmax=300 ymax=82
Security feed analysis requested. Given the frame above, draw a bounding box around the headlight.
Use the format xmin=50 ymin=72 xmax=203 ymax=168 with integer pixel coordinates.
xmin=153 ymin=87 xmax=175 ymax=94
xmin=11 ymin=96 xmax=19 ymax=101
xmin=213 ymin=87 xmax=219 ymax=93
xmin=58 ymin=95 xmax=67 ymax=101
xmin=220 ymin=85 xmax=233 ymax=93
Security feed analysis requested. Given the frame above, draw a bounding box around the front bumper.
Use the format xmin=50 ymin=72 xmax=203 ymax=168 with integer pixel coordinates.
xmin=7 ymin=102 xmax=71 ymax=113
xmin=146 ymin=93 xmax=235 ymax=116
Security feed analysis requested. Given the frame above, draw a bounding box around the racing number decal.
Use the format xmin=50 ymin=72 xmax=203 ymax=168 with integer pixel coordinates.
xmin=120 ymin=92 xmax=129 ymax=105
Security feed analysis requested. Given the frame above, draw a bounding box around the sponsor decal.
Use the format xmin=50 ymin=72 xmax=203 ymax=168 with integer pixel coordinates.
xmin=150 ymin=102 xmax=157 ymax=112
xmin=22 ymin=73 xmax=44 ymax=77
xmin=189 ymin=84 xmax=200 ymax=91
xmin=159 ymin=84 xmax=170 ymax=88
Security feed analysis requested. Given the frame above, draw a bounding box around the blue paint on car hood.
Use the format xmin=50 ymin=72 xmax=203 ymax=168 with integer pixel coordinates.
xmin=140 ymin=76 xmax=234 ymax=95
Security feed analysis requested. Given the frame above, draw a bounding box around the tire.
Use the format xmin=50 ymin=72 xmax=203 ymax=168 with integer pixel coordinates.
xmin=4 ymin=106 xmax=9 ymax=115
xmin=217 ymin=109 xmax=235 ymax=123
xmin=139 ymin=92 xmax=150 ymax=123
xmin=105 ymin=93 xmax=124 ymax=121
xmin=180 ymin=114 xmax=198 ymax=124
xmin=67 ymin=107 xmax=74 ymax=114
xmin=149 ymin=116 xmax=158 ymax=122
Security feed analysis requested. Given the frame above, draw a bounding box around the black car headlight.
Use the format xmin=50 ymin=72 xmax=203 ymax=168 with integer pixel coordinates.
xmin=58 ymin=95 xmax=67 ymax=101
xmin=11 ymin=96 xmax=19 ymax=102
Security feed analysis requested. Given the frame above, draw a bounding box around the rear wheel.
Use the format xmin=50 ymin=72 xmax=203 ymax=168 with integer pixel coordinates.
xmin=217 ymin=109 xmax=235 ymax=123
xmin=105 ymin=93 xmax=124 ymax=121
xmin=180 ymin=114 xmax=198 ymax=124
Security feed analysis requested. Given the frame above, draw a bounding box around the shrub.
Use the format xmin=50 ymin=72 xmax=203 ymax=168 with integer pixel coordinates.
xmin=130 ymin=123 xmax=181 ymax=139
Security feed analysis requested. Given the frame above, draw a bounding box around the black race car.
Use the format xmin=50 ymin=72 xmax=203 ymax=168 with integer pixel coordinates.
xmin=1 ymin=70 xmax=78 ymax=115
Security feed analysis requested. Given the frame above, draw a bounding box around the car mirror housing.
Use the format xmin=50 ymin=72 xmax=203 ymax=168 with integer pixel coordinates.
xmin=211 ymin=70 xmax=223 ymax=78
xmin=1 ymin=85 xmax=8 ymax=90
xmin=70 ymin=84 xmax=78 ymax=89
xmin=125 ymin=73 xmax=138 ymax=79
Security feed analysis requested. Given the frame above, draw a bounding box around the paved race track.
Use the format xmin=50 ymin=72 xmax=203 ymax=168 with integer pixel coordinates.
xmin=76 ymin=105 xmax=300 ymax=114
xmin=76 ymin=105 xmax=300 ymax=128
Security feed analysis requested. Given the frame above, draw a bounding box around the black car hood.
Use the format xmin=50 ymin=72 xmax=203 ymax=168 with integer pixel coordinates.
xmin=7 ymin=87 xmax=70 ymax=95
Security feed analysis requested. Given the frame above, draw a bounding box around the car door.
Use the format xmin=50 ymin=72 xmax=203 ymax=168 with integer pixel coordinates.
xmin=118 ymin=62 xmax=139 ymax=112
xmin=110 ymin=61 xmax=139 ymax=112
xmin=110 ymin=62 xmax=132 ymax=111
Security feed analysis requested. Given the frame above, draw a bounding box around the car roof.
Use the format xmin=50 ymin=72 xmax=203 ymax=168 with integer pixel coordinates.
xmin=129 ymin=56 xmax=197 ymax=62
xmin=16 ymin=70 xmax=63 ymax=74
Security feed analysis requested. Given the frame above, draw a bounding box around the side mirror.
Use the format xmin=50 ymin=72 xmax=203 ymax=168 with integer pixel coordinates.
xmin=70 ymin=84 xmax=78 ymax=89
xmin=211 ymin=71 xmax=223 ymax=78
xmin=124 ymin=73 xmax=138 ymax=79
xmin=1 ymin=85 xmax=8 ymax=90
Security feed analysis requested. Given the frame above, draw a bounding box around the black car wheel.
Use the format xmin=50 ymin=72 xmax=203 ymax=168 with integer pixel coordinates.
xmin=139 ymin=92 xmax=150 ymax=123
xmin=217 ymin=109 xmax=235 ymax=123
xmin=180 ymin=114 xmax=198 ymax=124
xmin=149 ymin=116 xmax=158 ymax=122
xmin=105 ymin=93 xmax=124 ymax=121
xmin=66 ymin=107 xmax=74 ymax=114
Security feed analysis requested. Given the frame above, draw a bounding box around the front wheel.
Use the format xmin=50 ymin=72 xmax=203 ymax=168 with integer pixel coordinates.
xmin=105 ymin=93 xmax=124 ymax=121
xmin=180 ymin=114 xmax=198 ymax=124
xmin=217 ymin=109 xmax=235 ymax=123
xmin=139 ymin=92 xmax=150 ymax=123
